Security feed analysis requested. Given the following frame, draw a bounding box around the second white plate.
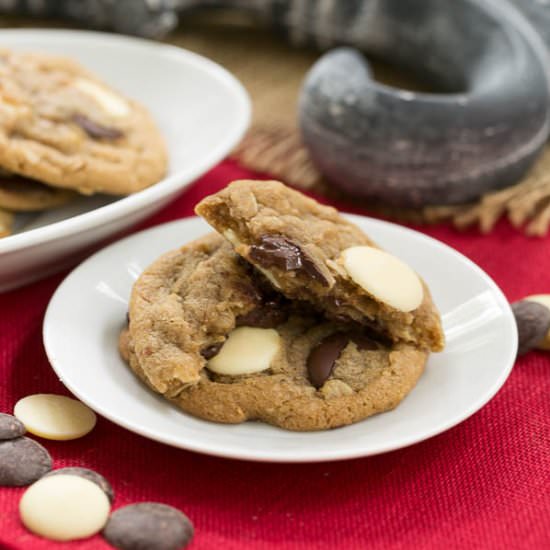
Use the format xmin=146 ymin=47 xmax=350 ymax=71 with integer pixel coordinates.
xmin=0 ymin=29 xmax=250 ymax=292
xmin=43 ymin=215 xmax=517 ymax=462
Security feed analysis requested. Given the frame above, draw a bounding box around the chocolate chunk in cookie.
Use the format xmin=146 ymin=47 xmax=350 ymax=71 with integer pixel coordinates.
xmin=195 ymin=180 xmax=444 ymax=352
xmin=120 ymin=232 xmax=428 ymax=431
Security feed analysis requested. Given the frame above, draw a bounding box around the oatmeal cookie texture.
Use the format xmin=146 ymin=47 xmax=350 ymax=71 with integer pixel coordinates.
xmin=0 ymin=174 xmax=76 ymax=212
xmin=0 ymin=50 xmax=167 ymax=195
xmin=120 ymin=232 xmax=427 ymax=431
xmin=196 ymin=180 xmax=444 ymax=351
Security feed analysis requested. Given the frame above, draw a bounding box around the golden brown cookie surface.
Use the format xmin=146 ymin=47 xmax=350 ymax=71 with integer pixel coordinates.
xmin=0 ymin=50 xmax=167 ymax=195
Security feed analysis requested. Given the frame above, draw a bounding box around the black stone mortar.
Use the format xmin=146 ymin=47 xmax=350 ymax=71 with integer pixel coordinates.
xmin=297 ymin=0 xmax=550 ymax=206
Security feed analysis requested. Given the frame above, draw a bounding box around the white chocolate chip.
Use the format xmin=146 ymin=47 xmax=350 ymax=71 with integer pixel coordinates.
xmin=74 ymin=78 xmax=129 ymax=117
xmin=341 ymin=246 xmax=423 ymax=312
xmin=14 ymin=394 xmax=96 ymax=441
xmin=207 ymin=327 xmax=280 ymax=376
xmin=19 ymin=475 xmax=110 ymax=541
xmin=525 ymin=294 xmax=550 ymax=349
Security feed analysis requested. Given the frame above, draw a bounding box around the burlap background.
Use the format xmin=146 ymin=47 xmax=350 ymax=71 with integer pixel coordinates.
xmin=3 ymin=12 xmax=550 ymax=235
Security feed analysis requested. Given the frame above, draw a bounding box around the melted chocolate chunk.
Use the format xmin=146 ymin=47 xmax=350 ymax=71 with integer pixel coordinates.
xmin=307 ymin=333 xmax=350 ymax=388
xmin=249 ymin=235 xmax=329 ymax=286
xmin=73 ymin=114 xmax=123 ymax=140
xmin=200 ymin=343 xmax=223 ymax=360
xmin=307 ymin=331 xmax=383 ymax=388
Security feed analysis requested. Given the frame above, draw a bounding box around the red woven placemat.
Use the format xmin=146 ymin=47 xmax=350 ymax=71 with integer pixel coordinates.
xmin=1 ymin=160 xmax=549 ymax=550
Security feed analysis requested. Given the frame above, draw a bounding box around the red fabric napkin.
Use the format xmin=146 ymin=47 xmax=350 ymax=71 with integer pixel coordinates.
xmin=1 ymin=160 xmax=549 ymax=550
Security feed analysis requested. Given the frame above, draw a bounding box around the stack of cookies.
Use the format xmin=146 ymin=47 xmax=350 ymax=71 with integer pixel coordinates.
xmin=0 ymin=49 xmax=167 ymax=238
xmin=120 ymin=180 xmax=445 ymax=431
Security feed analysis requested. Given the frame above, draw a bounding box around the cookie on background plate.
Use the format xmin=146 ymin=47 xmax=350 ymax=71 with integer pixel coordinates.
xmin=0 ymin=172 xmax=76 ymax=212
xmin=196 ymin=180 xmax=445 ymax=351
xmin=0 ymin=49 xmax=167 ymax=196
xmin=120 ymin=233 xmax=427 ymax=431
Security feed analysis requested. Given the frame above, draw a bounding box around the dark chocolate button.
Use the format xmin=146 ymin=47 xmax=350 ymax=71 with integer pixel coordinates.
xmin=307 ymin=333 xmax=350 ymax=388
xmin=201 ymin=343 xmax=223 ymax=360
xmin=0 ymin=436 xmax=52 ymax=486
xmin=249 ymin=235 xmax=329 ymax=286
xmin=73 ymin=114 xmax=123 ymax=140
xmin=236 ymin=300 xmax=288 ymax=328
xmin=45 ymin=467 xmax=114 ymax=503
xmin=0 ymin=413 xmax=26 ymax=440
xmin=103 ymin=502 xmax=194 ymax=550
xmin=512 ymin=300 xmax=550 ymax=356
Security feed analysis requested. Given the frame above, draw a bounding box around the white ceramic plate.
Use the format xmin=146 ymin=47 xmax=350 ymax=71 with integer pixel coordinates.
xmin=0 ymin=29 xmax=250 ymax=292
xmin=43 ymin=215 xmax=517 ymax=463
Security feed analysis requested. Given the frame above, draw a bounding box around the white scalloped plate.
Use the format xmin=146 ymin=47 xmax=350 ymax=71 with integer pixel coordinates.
xmin=0 ymin=29 xmax=250 ymax=292
xmin=43 ymin=215 xmax=517 ymax=462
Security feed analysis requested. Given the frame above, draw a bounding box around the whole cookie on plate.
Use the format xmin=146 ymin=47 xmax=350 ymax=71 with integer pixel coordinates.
xmin=0 ymin=49 xmax=167 ymax=195
xmin=0 ymin=172 xmax=76 ymax=212
xmin=195 ymin=180 xmax=445 ymax=351
xmin=120 ymin=233 xmax=428 ymax=431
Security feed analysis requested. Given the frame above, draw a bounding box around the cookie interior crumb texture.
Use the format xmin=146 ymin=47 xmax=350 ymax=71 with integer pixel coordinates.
xmin=196 ymin=180 xmax=444 ymax=352
xmin=0 ymin=49 xmax=168 ymax=195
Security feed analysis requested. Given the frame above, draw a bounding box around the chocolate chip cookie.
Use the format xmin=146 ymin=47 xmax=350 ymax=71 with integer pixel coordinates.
xmin=120 ymin=233 xmax=427 ymax=431
xmin=0 ymin=172 xmax=76 ymax=212
xmin=196 ymin=180 xmax=444 ymax=351
xmin=0 ymin=49 xmax=167 ymax=195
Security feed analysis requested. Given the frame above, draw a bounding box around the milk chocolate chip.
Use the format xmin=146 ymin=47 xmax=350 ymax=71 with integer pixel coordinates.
xmin=73 ymin=114 xmax=123 ymax=140
xmin=0 ymin=436 xmax=52 ymax=486
xmin=103 ymin=502 xmax=194 ymax=550
xmin=525 ymin=294 xmax=550 ymax=350
xmin=0 ymin=413 xmax=25 ymax=440
xmin=249 ymin=235 xmax=329 ymax=286
xmin=512 ymin=300 xmax=550 ymax=356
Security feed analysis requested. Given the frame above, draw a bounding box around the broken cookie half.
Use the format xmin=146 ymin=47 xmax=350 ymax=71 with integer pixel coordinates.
xmin=195 ymin=180 xmax=445 ymax=352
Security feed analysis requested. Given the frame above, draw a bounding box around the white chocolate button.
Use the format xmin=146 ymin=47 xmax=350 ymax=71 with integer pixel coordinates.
xmin=525 ymin=294 xmax=550 ymax=349
xmin=14 ymin=394 xmax=97 ymax=441
xmin=341 ymin=246 xmax=423 ymax=312
xmin=20 ymin=475 xmax=110 ymax=541
xmin=207 ymin=327 xmax=280 ymax=375
xmin=74 ymin=78 xmax=129 ymax=117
